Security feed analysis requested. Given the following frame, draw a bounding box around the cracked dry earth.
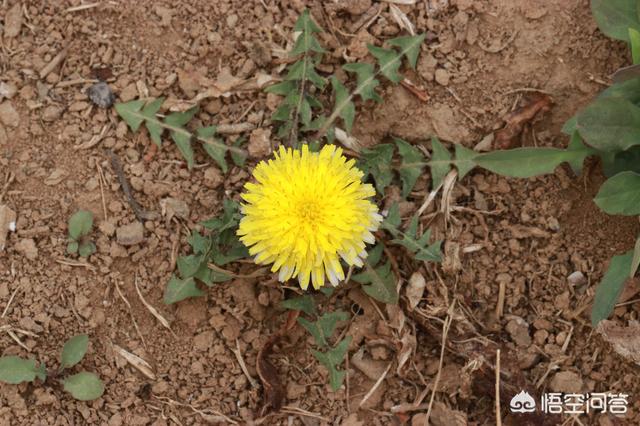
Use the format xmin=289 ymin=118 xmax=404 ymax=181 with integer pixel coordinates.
xmin=1 ymin=0 xmax=639 ymax=425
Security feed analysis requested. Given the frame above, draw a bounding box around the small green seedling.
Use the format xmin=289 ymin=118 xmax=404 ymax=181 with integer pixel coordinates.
xmin=67 ymin=210 xmax=96 ymax=257
xmin=0 ymin=334 xmax=104 ymax=401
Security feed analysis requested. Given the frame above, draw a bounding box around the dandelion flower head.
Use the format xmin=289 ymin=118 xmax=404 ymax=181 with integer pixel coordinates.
xmin=237 ymin=144 xmax=382 ymax=290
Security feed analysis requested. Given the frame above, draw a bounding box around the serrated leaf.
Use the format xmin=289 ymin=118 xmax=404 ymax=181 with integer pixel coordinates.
xmin=164 ymin=275 xmax=203 ymax=304
xmin=387 ymin=34 xmax=426 ymax=69
xmin=281 ymin=295 xmax=316 ymax=315
xmin=265 ymin=80 xmax=297 ymax=95
xmin=317 ymin=311 xmax=348 ymax=343
xmin=114 ymin=100 xmax=146 ymax=132
xmin=212 ymin=237 xmax=249 ymax=265
xmin=291 ymin=26 xmax=324 ymax=55
xmin=454 ymin=144 xmax=477 ymax=179
xmin=311 ymin=336 xmax=351 ymax=391
xmin=591 ymin=0 xmax=640 ymax=41
xmin=630 ymin=28 xmax=640 ymax=64
xmin=61 ymin=334 xmax=89 ymax=369
xmin=368 ymin=45 xmax=402 ymax=83
xmin=429 ymin=137 xmax=451 ymax=188
xmin=353 ymin=261 xmax=398 ymax=304
xmin=177 ymin=254 xmax=204 ymax=278
xmin=395 ymin=138 xmax=425 ymax=198
xmin=197 ymin=126 xmax=228 ymax=173
xmin=201 ymin=199 xmax=240 ymax=232
xmin=78 ymin=242 xmax=96 ymax=258
xmin=390 ymin=215 xmax=442 ymax=262
xmin=358 ymin=144 xmax=394 ymax=194
xmin=331 ymin=76 xmax=355 ymax=132
xmin=68 ymin=210 xmax=93 ymax=240
xmin=171 ymin=130 xmax=194 ymax=169
xmin=594 ymin=171 xmax=640 ymax=215
xmin=294 ymin=9 xmax=322 ymax=34
xmin=231 ymin=137 xmax=247 ymax=167
xmin=63 ymin=372 xmax=104 ymax=401
xmin=591 ymin=250 xmax=633 ymax=326
xmin=165 ymin=107 xmax=198 ymax=127
xmin=474 ymin=148 xmax=567 ymax=177
xmin=298 ymin=317 xmax=326 ymax=346
xmin=188 ymin=231 xmax=211 ymax=255
xmin=343 ymin=62 xmax=381 ymax=102
xmin=300 ymin=97 xmax=312 ymax=126
xmin=383 ymin=203 xmax=401 ymax=229
xmin=142 ymin=97 xmax=165 ymax=146
xmin=0 ymin=356 xmax=45 ymax=384
xmin=631 ymin=235 xmax=640 ymax=278
xmin=576 ymin=98 xmax=640 ymax=152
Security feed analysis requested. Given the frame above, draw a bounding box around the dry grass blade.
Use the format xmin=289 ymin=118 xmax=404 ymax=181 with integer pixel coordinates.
xmin=65 ymin=2 xmax=100 ymax=12
xmin=114 ymin=280 xmax=147 ymax=349
xmin=359 ymin=362 xmax=392 ymax=408
xmin=112 ymin=343 xmax=156 ymax=380
xmin=55 ymin=258 xmax=96 ymax=271
xmin=232 ymin=338 xmax=259 ymax=388
xmin=134 ymin=275 xmax=175 ymax=336
xmin=389 ymin=4 xmax=415 ymax=35
xmin=154 ymin=395 xmax=238 ymax=425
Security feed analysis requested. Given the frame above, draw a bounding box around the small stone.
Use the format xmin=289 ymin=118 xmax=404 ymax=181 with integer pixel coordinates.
xmin=247 ymin=128 xmax=272 ymax=158
xmin=154 ymin=5 xmax=173 ymax=26
xmin=119 ymin=83 xmax=138 ymax=102
xmin=0 ymin=102 xmax=19 ymax=127
xmin=87 ymin=82 xmax=115 ymax=108
xmin=0 ymin=205 xmax=17 ymax=251
xmin=44 ymin=169 xmax=66 ymax=186
xmin=548 ymin=216 xmax=560 ymax=231
xmin=435 ymin=69 xmax=450 ymax=86
xmin=160 ymin=197 xmax=189 ymax=220
xmin=0 ymin=82 xmax=17 ymax=100
xmin=116 ymin=222 xmax=145 ymax=246
xmin=568 ymin=271 xmax=586 ymax=287
xmin=42 ymin=106 xmax=63 ymax=122
xmin=3 ymin=2 xmax=23 ymax=38
xmin=226 ymin=14 xmax=238 ymax=28
xmin=505 ymin=316 xmax=531 ymax=347
xmin=99 ymin=221 xmax=116 ymax=237
xmin=549 ymin=371 xmax=583 ymax=394
xmin=203 ymin=167 xmax=223 ymax=189
xmin=68 ymin=101 xmax=89 ymax=112
xmin=15 ymin=238 xmax=38 ymax=260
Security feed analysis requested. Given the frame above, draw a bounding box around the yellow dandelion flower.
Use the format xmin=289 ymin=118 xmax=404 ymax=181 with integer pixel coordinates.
xmin=237 ymin=144 xmax=382 ymax=290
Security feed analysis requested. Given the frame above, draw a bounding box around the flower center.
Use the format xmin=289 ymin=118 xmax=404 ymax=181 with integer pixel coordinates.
xmin=296 ymin=200 xmax=322 ymax=224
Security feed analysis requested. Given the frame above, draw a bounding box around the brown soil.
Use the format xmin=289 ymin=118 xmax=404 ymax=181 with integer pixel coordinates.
xmin=0 ymin=0 xmax=638 ymax=425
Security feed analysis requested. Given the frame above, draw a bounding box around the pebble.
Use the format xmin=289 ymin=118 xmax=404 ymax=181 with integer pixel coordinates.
xmin=42 ymin=105 xmax=63 ymax=122
xmin=435 ymin=68 xmax=450 ymax=86
xmin=203 ymin=167 xmax=224 ymax=189
xmin=3 ymin=2 xmax=23 ymax=38
xmin=247 ymin=128 xmax=272 ymax=158
xmin=567 ymin=271 xmax=586 ymax=286
xmin=0 ymin=82 xmax=17 ymax=100
xmin=119 ymin=83 xmax=138 ymax=102
xmin=116 ymin=222 xmax=145 ymax=246
xmin=87 ymin=82 xmax=115 ymax=108
xmin=0 ymin=102 xmax=19 ymax=127
xmin=0 ymin=205 xmax=17 ymax=251
xmin=549 ymin=371 xmax=583 ymax=394
xmin=15 ymin=238 xmax=38 ymax=260
xmin=505 ymin=316 xmax=532 ymax=347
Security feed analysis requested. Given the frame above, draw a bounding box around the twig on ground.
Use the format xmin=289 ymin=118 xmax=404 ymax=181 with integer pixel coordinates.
xmin=107 ymin=150 xmax=158 ymax=221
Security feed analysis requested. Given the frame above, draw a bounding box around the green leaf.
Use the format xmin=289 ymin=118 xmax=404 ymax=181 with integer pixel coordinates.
xmin=188 ymin=231 xmax=211 ymax=255
xmin=601 ymin=145 xmax=640 ymax=177
xmin=298 ymin=317 xmax=326 ymax=346
xmin=0 ymin=356 xmax=45 ymax=384
xmin=594 ymin=171 xmax=640 ymax=215
xmin=177 ymin=255 xmax=205 ymax=278
xmin=63 ymin=372 xmax=104 ymax=401
xmin=565 ymin=132 xmax=596 ymax=175
xmin=164 ymin=275 xmax=203 ymax=304
xmin=292 ymin=10 xmax=324 ymax=55
xmin=78 ymin=242 xmax=96 ymax=258
xmin=591 ymin=250 xmax=633 ymax=326
xmin=368 ymin=45 xmax=402 ymax=83
xmin=68 ymin=210 xmax=93 ymax=240
xmin=562 ymin=115 xmax=578 ymax=135
xmin=576 ymin=98 xmax=640 ymax=151
xmin=67 ymin=241 xmax=79 ymax=254
xmin=474 ymin=148 xmax=567 ymax=178
xmin=331 ymin=76 xmax=355 ymax=132
xmin=358 ymin=144 xmax=394 ymax=194
xmin=395 ymin=138 xmax=425 ymax=198
xmin=631 ymin=235 xmax=640 ymax=278
xmin=383 ymin=203 xmax=401 ymax=229
xmin=591 ymin=0 xmax=640 ymax=41
xmin=343 ymin=63 xmax=381 ymax=102
xmin=454 ymin=144 xmax=477 ymax=179
xmin=141 ymin=97 xmax=165 ymax=146
xmin=429 ymin=137 xmax=451 ymax=188
xmin=294 ymin=9 xmax=322 ymax=33
xmin=201 ymin=199 xmax=241 ymax=232
xmin=317 ymin=311 xmax=348 ymax=343
xmin=387 ymin=34 xmax=426 ymax=69
xmin=197 ymin=126 xmax=227 ymax=173
xmin=265 ymin=81 xmax=297 ymax=95
xmin=353 ymin=260 xmax=398 ymax=304
xmin=61 ymin=334 xmax=89 ymax=369
xmin=311 ymin=336 xmax=351 ymax=391
xmin=231 ymin=137 xmax=247 ymax=167
xmin=388 ymin=215 xmax=442 ymax=262
xmin=171 ymin=130 xmax=194 ymax=169
xmin=114 ymin=100 xmax=146 ymax=131
xmin=281 ymin=295 xmax=316 ymax=315
xmin=165 ymin=108 xmax=198 ymax=169
xmin=630 ymin=28 xmax=640 ymax=64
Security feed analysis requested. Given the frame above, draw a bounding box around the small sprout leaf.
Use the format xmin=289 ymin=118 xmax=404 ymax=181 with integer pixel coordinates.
xmin=63 ymin=372 xmax=104 ymax=401
xmin=592 ymin=250 xmax=633 ymax=326
xmin=0 ymin=356 xmax=45 ymax=384
xmin=68 ymin=210 xmax=93 ymax=240
xmin=61 ymin=334 xmax=89 ymax=369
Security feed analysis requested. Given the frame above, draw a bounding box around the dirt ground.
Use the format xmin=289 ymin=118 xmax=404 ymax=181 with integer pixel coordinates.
xmin=0 ymin=0 xmax=639 ymax=425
